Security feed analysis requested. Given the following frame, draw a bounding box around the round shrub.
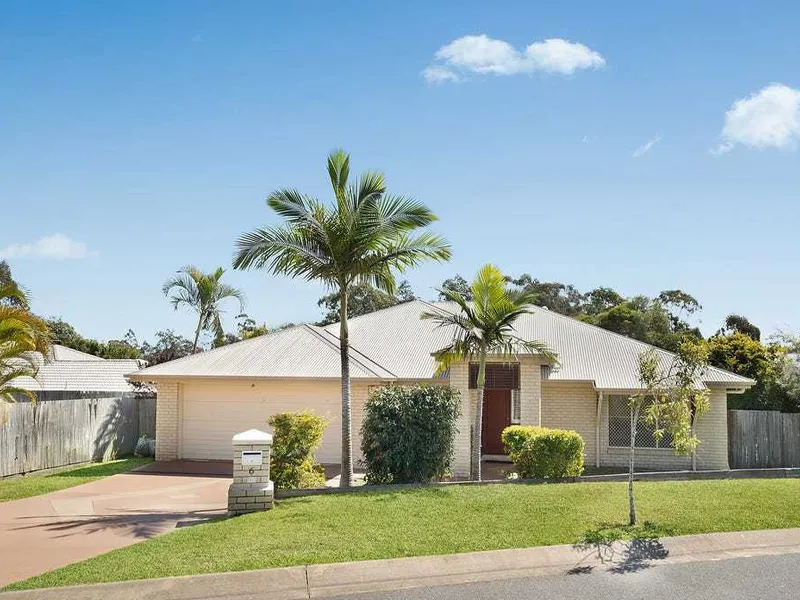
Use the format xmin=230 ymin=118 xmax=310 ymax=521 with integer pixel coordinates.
xmin=501 ymin=425 xmax=585 ymax=479
xmin=268 ymin=410 xmax=328 ymax=489
xmin=361 ymin=385 xmax=460 ymax=484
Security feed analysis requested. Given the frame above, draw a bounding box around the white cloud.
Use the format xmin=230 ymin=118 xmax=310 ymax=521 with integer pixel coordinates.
xmin=713 ymin=83 xmax=800 ymax=155
xmin=632 ymin=135 xmax=661 ymax=158
xmin=421 ymin=65 xmax=461 ymax=84
xmin=0 ymin=234 xmax=92 ymax=260
xmin=525 ymin=38 xmax=606 ymax=75
xmin=422 ymin=34 xmax=605 ymax=84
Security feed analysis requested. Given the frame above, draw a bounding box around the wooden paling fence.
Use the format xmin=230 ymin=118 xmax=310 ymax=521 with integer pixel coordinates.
xmin=728 ymin=409 xmax=800 ymax=469
xmin=0 ymin=395 xmax=156 ymax=478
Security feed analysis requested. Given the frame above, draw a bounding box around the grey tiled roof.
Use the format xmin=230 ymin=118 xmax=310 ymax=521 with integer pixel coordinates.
xmin=10 ymin=354 xmax=144 ymax=393
xmin=129 ymin=300 xmax=754 ymax=391
xmin=129 ymin=324 xmax=395 ymax=380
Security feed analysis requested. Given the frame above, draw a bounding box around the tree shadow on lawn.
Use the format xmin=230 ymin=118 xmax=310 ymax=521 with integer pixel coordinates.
xmin=567 ymin=521 xmax=673 ymax=575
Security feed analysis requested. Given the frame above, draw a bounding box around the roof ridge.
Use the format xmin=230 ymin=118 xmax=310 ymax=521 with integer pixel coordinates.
xmin=307 ymin=325 xmax=397 ymax=378
xmin=322 ymin=299 xmax=431 ymax=330
xmin=132 ymin=325 xmax=305 ymax=375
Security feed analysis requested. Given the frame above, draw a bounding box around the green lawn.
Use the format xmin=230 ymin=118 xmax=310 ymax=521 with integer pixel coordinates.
xmin=0 ymin=458 xmax=152 ymax=503
xmin=6 ymin=478 xmax=800 ymax=591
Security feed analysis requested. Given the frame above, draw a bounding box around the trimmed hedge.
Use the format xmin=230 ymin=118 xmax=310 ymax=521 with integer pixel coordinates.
xmin=268 ymin=411 xmax=328 ymax=489
xmin=502 ymin=425 xmax=585 ymax=479
xmin=361 ymin=385 xmax=460 ymax=484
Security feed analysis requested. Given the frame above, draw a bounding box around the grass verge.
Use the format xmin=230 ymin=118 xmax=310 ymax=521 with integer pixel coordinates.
xmin=0 ymin=458 xmax=153 ymax=503
xmin=6 ymin=477 xmax=800 ymax=590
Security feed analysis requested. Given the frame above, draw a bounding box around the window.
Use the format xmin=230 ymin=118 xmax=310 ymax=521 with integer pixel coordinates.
xmin=607 ymin=395 xmax=673 ymax=449
xmin=468 ymin=363 xmax=519 ymax=389
xmin=511 ymin=390 xmax=521 ymax=424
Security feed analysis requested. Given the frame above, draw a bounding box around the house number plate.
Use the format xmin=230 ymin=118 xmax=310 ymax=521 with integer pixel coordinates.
xmin=241 ymin=450 xmax=263 ymax=466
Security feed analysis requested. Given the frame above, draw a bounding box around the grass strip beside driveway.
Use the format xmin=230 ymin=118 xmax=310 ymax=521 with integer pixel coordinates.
xmin=6 ymin=478 xmax=800 ymax=591
xmin=0 ymin=458 xmax=153 ymax=502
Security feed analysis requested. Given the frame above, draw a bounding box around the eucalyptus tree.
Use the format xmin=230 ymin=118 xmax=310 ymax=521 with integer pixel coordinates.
xmin=233 ymin=149 xmax=451 ymax=487
xmin=422 ymin=264 xmax=557 ymax=481
xmin=163 ymin=266 xmax=245 ymax=353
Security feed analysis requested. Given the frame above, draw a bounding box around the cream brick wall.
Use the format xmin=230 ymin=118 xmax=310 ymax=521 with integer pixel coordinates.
xmin=449 ymin=362 xmax=473 ymax=478
xmin=599 ymin=388 xmax=729 ymax=471
xmin=541 ymin=382 xmax=598 ymax=467
xmin=694 ymin=389 xmax=730 ymax=470
xmin=155 ymin=381 xmax=180 ymax=461
xmin=518 ymin=357 xmax=543 ymax=427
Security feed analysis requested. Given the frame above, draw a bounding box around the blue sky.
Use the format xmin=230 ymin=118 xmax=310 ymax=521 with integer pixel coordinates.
xmin=2 ymin=1 xmax=799 ymax=345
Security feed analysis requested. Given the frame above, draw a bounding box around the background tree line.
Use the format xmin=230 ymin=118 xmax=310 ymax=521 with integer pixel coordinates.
xmin=8 ymin=253 xmax=797 ymax=413
xmin=322 ymin=272 xmax=800 ymax=413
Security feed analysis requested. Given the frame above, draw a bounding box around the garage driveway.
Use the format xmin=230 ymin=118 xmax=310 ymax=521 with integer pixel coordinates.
xmin=0 ymin=467 xmax=229 ymax=587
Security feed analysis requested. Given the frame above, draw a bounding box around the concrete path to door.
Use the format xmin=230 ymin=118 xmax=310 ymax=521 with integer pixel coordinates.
xmin=0 ymin=466 xmax=229 ymax=588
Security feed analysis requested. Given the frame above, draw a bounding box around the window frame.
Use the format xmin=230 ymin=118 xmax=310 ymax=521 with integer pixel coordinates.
xmin=607 ymin=394 xmax=673 ymax=450
xmin=510 ymin=389 xmax=521 ymax=424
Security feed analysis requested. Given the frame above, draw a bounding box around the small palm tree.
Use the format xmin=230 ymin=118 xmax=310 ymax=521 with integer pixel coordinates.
xmin=422 ymin=264 xmax=557 ymax=481
xmin=233 ymin=149 xmax=451 ymax=487
xmin=0 ymin=282 xmax=52 ymax=404
xmin=163 ymin=266 xmax=245 ymax=353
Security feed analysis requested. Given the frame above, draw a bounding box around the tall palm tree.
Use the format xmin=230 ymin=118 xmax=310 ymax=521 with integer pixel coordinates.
xmin=421 ymin=264 xmax=557 ymax=481
xmin=233 ymin=149 xmax=451 ymax=487
xmin=0 ymin=282 xmax=52 ymax=404
xmin=163 ymin=266 xmax=245 ymax=353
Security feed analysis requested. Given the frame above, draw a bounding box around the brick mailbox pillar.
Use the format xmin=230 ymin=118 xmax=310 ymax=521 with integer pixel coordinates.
xmin=228 ymin=428 xmax=275 ymax=515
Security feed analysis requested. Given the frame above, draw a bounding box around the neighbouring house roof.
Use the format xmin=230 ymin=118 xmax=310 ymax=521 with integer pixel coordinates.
xmin=49 ymin=344 xmax=105 ymax=362
xmin=128 ymin=300 xmax=755 ymax=391
xmin=8 ymin=345 xmax=145 ymax=393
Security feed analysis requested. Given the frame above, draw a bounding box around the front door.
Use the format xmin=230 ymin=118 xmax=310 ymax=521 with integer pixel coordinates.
xmin=481 ymin=389 xmax=511 ymax=454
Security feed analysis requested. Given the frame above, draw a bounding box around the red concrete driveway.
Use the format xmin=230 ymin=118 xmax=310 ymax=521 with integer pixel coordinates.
xmin=0 ymin=468 xmax=229 ymax=587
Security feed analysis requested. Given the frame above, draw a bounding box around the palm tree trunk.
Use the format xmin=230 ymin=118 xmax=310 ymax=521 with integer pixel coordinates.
xmin=339 ymin=287 xmax=354 ymax=488
xmin=471 ymin=351 xmax=487 ymax=481
xmin=191 ymin=319 xmax=202 ymax=354
xmin=628 ymin=402 xmax=640 ymax=526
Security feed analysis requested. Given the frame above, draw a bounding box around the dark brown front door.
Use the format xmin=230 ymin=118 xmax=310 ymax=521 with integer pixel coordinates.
xmin=481 ymin=389 xmax=511 ymax=454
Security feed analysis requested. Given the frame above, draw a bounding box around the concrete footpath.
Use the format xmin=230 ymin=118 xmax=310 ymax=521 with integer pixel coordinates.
xmin=3 ymin=527 xmax=800 ymax=600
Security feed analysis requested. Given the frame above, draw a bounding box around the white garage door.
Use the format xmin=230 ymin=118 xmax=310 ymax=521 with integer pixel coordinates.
xmin=180 ymin=380 xmax=341 ymax=463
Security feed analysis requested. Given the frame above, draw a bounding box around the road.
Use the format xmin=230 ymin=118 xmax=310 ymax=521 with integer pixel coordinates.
xmin=330 ymin=553 xmax=800 ymax=600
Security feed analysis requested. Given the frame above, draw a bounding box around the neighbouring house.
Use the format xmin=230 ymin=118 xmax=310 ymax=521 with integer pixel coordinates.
xmin=128 ymin=301 xmax=755 ymax=476
xmin=9 ymin=344 xmax=148 ymax=401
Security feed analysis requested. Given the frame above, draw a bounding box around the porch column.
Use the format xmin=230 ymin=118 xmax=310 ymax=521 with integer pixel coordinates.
xmin=518 ymin=357 xmax=542 ymax=426
xmin=595 ymin=391 xmax=603 ymax=468
xmin=155 ymin=381 xmax=180 ymax=461
xmin=449 ymin=361 xmax=472 ymax=478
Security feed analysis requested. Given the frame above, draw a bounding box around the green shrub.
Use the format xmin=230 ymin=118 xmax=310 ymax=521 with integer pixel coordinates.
xmin=501 ymin=425 xmax=585 ymax=479
xmin=268 ymin=411 xmax=328 ymax=489
xmin=361 ymin=385 xmax=460 ymax=484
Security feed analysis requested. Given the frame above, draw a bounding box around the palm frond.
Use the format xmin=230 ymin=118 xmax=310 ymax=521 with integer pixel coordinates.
xmin=373 ymin=194 xmax=439 ymax=232
xmin=215 ymin=284 xmax=246 ymax=312
xmin=0 ymin=285 xmax=50 ymax=402
xmin=234 ymin=225 xmax=336 ymax=282
xmin=267 ymin=189 xmax=326 ymax=229
xmin=327 ymin=149 xmax=350 ymax=202
xmin=425 ymin=265 xmax=558 ymax=373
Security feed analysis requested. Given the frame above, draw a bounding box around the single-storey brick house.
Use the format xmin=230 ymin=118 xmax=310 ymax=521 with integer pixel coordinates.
xmin=128 ymin=300 xmax=754 ymax=476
